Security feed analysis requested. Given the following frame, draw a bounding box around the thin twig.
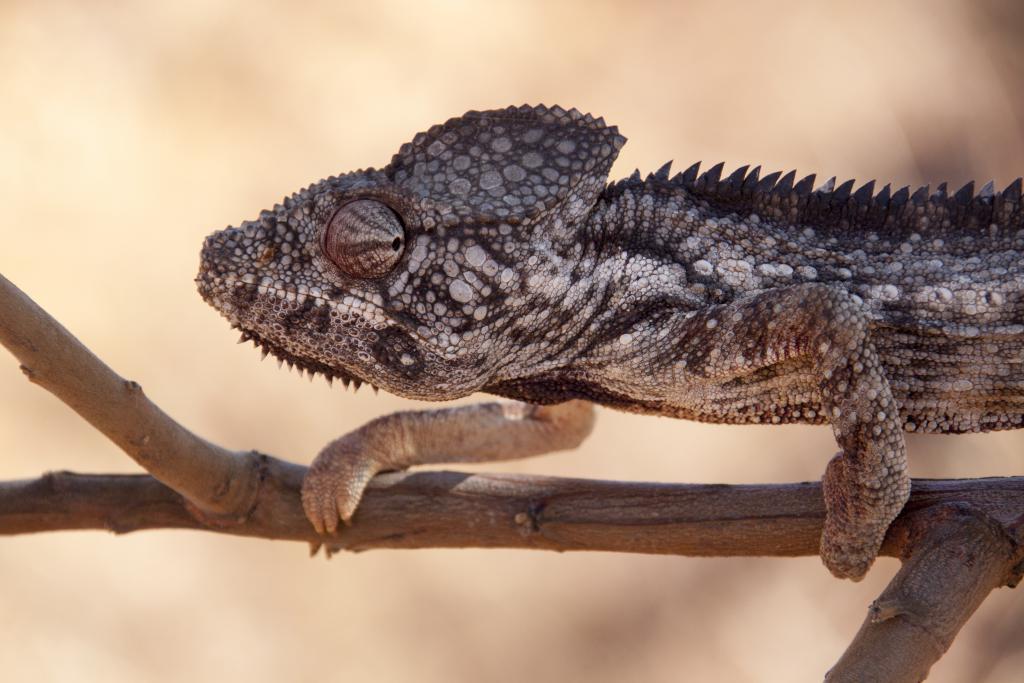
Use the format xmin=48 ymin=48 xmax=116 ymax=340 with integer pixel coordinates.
xmin=0 ymin=273 xmax=260 ymax=517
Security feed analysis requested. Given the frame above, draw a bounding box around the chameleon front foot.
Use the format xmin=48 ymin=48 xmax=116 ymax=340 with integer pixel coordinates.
xmin=301 ymin=400 xmax=596 ymax=536
xmin=302 ymin=437 xmax=384 ymax=534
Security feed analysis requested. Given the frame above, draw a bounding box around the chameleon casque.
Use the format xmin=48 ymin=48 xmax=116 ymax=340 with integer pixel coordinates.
xmin=197 ymin=105 xmax=1024 ymax=580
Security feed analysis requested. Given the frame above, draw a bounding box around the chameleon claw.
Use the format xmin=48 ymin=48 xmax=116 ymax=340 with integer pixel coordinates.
xmin=323 ymin=509 xmax=339 ymax=535
xmin=338 ymin=495 xmax=356 ymax=526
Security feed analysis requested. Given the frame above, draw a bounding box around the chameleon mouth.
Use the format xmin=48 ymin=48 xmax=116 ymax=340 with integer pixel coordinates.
xmin=230 ymin=323 xmax=378 ymax=392
xmin=197 ymin=268 xmax=386 ymax=392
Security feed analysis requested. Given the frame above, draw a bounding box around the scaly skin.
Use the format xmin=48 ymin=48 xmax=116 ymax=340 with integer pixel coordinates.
xmin=197 ymin=105 xmax=1024 ymax=579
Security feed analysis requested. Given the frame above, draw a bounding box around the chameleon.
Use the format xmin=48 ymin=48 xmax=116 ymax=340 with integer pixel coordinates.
xmin=197 ymin=104 xmax=1024 ymax=580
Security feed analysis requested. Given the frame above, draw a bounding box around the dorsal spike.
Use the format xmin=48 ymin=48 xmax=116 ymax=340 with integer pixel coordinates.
xmin=723 ymin=164 xmax=749 ymax=189
xmin=794 ymin=174 xmax=816 ymax=195
xmin=954 ymin=181 xmax=975 ymax=204
xmin=628 ymin=168 xmax=641 ymax=183
xmin=832 ymin=178 xmax=855 ymax=202
xmin=978 ymin=180 xmax=995 ymax=198
xmin=745 ymin=165 xmax=761 ymax=196
xmin=755 ymin=170 xmax=782 ymax=194
xmin=932 ymin=182 xmax=948 ymax=200
xmin=816 ymin=176 xmax=836 ymax=193
xmin=774 ymin=170 xmax=796 ymax=195
xmin=741 ymin=165 xmax=761 ymax=193
xmin=679 ymin=161 xmax=701 ymax=185
xmin=697 ymin=161 xmax=725 ymax=189
xmin=891 ymin=185 xmax=910 ymax=206
xmin=853 ymin=180 xmax=875 ymax=203
xmin=874 ymin=183 xmax=891 ymax=207
xmin=1003 ymin=177 xmax=1022 ymax=200
xmin=910 ymin=184 xmax=930 ymax=203
xmin=654 ymin=160 xmax=673 ymax=180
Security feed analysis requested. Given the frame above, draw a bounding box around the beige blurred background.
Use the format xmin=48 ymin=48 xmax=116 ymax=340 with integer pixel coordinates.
xmin=1 ymin=1 xmax=1022 ymax=680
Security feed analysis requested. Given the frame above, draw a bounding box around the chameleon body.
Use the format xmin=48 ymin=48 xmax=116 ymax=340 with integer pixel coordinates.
xmin=197 ymin=105 xmax=1024 ymax=579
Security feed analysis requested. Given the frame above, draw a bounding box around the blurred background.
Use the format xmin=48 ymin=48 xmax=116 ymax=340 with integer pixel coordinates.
xmin=1 ymin=1 xmax=1023 ymax=680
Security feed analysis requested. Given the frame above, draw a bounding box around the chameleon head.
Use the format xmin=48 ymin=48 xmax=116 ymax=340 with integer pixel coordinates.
xmin=197 ymin=105 xmax=625 ymax=399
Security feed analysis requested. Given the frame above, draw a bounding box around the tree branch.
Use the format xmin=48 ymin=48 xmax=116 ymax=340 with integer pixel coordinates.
xmin=1 ymin=468 xmax=1022 ymax=561
xmin=827 ymin=504 xmax=1024 ymax=682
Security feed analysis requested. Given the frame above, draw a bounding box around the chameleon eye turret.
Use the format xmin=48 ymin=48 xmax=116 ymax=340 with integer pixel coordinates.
xmin=323 ymin=200 xmax=405 ymax=279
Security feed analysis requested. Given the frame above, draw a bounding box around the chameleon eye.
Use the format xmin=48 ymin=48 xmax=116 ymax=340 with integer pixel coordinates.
xmin=323 ymin=200 xmax=405 ymax=278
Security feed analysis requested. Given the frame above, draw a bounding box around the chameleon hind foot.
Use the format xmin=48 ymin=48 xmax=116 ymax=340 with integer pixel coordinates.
xmin=820 ymin=452 xmax=910 ymax=580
